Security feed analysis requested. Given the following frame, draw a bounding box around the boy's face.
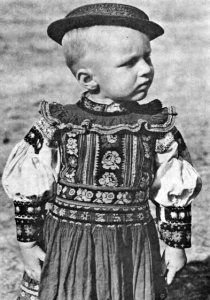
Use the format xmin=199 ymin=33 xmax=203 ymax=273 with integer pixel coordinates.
xmin=87 ymin=27 xmax=154 ymax=102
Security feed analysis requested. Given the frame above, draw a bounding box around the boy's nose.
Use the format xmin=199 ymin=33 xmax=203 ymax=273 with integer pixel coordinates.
xmin=137 ymin=59 xmax=152 ymax=77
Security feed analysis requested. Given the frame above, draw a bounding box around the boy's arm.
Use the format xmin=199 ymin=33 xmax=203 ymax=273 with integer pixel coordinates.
xmin=2 ymin=120 xmax=59 ymax=243
xmin=152 ymin=127 xmax=202 ymax=248
xmin=151 ymin=127 xmax=202 ymax=284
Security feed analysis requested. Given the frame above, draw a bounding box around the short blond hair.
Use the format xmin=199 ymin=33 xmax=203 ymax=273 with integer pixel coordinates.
xmin=62 ymin=26 xmax=119 ymax=75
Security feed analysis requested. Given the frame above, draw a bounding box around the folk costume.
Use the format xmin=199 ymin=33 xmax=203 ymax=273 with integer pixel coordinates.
xmin=2 ymin=93 xmax=201 ymax=300
xmin=2 ymin=3 xmax=202 ymax=300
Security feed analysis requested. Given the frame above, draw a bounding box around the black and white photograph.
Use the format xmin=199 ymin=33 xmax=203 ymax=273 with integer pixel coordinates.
xmin=0 ymin=1 xmax=209 ymax=299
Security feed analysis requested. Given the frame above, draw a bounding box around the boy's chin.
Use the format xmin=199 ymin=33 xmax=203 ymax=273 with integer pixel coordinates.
xmin=131 ymin=91 xmax=148 ymax=102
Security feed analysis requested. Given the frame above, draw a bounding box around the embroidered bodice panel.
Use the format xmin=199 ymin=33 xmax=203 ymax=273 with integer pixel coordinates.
xmin=35 ymin=94 xmax=177 ymax=205
xmin=56 ymin=129 xmax=155 ymax=205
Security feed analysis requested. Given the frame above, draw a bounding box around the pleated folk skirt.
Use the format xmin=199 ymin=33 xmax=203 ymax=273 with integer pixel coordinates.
xmin=18 ymin=203 xmax=167 ymax=300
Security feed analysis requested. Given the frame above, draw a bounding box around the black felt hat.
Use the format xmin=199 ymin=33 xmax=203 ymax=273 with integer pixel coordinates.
xmin=47 ymin=3 xmax=164 ymax=45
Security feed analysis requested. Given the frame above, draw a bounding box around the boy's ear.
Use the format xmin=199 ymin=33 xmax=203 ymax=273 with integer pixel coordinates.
xmin=76 ymin=68 xmax=98 ymax=91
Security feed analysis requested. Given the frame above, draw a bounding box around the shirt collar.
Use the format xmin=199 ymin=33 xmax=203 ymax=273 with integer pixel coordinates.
xmin=80 ymin=92 xmax=126 ymax=113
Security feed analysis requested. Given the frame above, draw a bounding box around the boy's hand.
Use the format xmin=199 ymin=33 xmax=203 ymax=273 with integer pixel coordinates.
xmin=161 ymin=246 xmax=187 ymax=285
xmin=19 ymin=241 xmax=46 ymax=281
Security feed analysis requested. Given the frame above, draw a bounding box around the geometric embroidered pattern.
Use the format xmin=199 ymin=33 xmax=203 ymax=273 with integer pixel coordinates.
xmin=51 ymin=198 xmax=152 ymax=226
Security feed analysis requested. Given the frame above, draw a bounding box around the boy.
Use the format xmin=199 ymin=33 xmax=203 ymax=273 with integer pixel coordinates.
xmin=3 ymin=3 xmax=201 ymax=300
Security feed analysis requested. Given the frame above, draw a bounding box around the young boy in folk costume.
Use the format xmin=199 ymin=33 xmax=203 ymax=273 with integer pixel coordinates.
xmin=2 ymin=3 xmax=202 ymax=300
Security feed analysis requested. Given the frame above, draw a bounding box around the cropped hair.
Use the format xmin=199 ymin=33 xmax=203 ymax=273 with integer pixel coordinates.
xmin=62 ymin=26 xmax=118 ymax=76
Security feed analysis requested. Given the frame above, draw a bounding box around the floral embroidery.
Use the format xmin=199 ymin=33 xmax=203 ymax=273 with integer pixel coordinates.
xmin=65 ymin=169 xmax=76 ymax=183
xmin=94 ymin=191 xmax=115 ymax=204
xmin=161 ymin=229 xmax=171 ymax=240
xmin=69 ymin=188 xmax=76 ymax=196
xmin=57 ymin=184 xmax=62 ymax=195
xmin=94 ymin=105 xmax=104 ymax=111
xmin=142 ymin=135 xmax=151 ymax=142
xmin=101 ymin=134 xmax=118 ymax=148
xmin=66 ymin=137 xmax=78 ymax=156
xmin=142 ymin=141 xmax=150 ymax=158
xmin=139 ymin=173 xmax=150 ymax=188
xmin=68 ymin=156 xmax=78 ymax=167
xmin=17 ymin=225 xmax=22 ymax=236
xmin=36 ymin=118 xmax=57 ymax=146
xmin=135 ymin=191 xmax=145 ymax=202
xmin=116 ymin=192 xmax=133 ymax=204
xmin=75 ymin=189 xmax=94 ymax=202
xmin=24 ymin=225 xmax=35 ymax=236
xmin=99 ymin=172 xmax=118 ymax=187
xmin=102 ymin=151 xmax=121 ymax=170
xmin=171 ymin=231 xmax=182 ymax=242
xmin=83 ymin=97 xmax=104 ymax=112
xmin=155 ymin=132 xmax=174 ymax=153
xmin=59 ymin=208 xmax=66 ymax=216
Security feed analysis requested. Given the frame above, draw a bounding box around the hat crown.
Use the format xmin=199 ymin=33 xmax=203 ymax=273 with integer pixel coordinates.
xmin=66 ymin=3 xmax=149 ymax=20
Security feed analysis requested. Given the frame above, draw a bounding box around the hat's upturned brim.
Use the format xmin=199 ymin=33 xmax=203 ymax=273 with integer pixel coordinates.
xmin=47 ymin=15 xmax=164 ymax=45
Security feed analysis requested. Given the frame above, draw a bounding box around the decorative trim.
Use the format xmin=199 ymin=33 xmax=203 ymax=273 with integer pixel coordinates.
xmin=56 ymin=182 xmax=148 ymax=205
xmin=131 ymin=136 xmax=137 ymax=185
xmin=15 ymin=218 xmax=44 ymax=242
xmin=156 ymin=205 xmax=191 ymax=224
xmin=158 ymin=222 xmax=191 ymax=248
xmin=24 ymin=126 xmax=44 ymax=154
xmin=18 ymin=271 xmax=39 ymax=300
xmin=58 ymin=179 xmax=141 ymax=191
xmin=145 ymin=106 xmax=177 ymax=132
xmin=155 ymin=131 xmax=175 ymax=153
xmin=14 ymin=200 xmax=45 ymax=242
xmin=50 ymin=198 xmax=152 ymax=225
xmin=36 ymin=118 xmax=58 ymax=147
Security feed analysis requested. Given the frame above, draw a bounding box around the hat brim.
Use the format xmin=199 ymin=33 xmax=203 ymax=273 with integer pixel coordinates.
xmin=47 ymin=15 xmax=164 ymax=45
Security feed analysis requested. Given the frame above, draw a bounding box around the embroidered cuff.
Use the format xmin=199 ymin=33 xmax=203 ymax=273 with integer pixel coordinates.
xmin=15 ymin=218 xmax=44 ymax=242
xmin=156 ymin=205 xmax=191 ymax=224
xmin=156 ymin=205 xmax=191 ymax=248
xmin=14 ymin=200 xmax=45 ymax=242
xmin=158 ymin=222 xmax=191 ymax=248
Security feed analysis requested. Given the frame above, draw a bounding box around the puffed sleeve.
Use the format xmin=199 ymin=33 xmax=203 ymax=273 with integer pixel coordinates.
xmin=2 ymin=118 xmax=60 ymax=242
xmin=151 ymin=127 xmax=202 ymax=248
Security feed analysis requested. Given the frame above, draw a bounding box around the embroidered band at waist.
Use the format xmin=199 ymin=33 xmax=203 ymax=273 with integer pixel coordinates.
xmin=50 ymin=197 xmax=152 ymax=225
xmin=56 ymin=182 xmax=149 ymax=205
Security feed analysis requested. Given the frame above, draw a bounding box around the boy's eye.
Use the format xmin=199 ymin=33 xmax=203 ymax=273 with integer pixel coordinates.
xmin=144 ymin=54 xmax=152 ymax=64
xmin=118 ymin=56 xmax=139 ymax=68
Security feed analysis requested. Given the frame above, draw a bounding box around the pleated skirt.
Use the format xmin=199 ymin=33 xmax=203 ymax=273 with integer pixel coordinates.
xmin=18 ymin=201 xmax=167 ymax=300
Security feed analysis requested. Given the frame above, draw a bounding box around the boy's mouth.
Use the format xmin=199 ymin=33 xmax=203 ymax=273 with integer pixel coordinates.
xmin=137 ymin=80 xmax=151 ymax=91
